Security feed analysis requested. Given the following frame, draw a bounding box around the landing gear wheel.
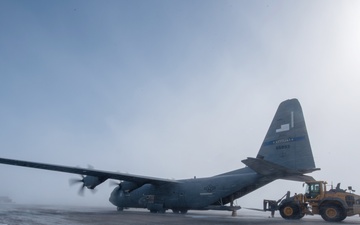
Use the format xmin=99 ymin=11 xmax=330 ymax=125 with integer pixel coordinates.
xmin=150 ymin=209 xmax=166 ymax=213
xmin=279 ymin=203 xmax=303 ymax=220
xmin=172 ymin=209 xmax=180 ymax=214
xmin=158 ymin=209 xmax=166 ymax=213
xmin=320 ymin=204 xmax=346 ymax=222
xmin=172 ymin=209 xmax=187 ymax=214
xmin=117 ymin=207 xmax=124 ymax=211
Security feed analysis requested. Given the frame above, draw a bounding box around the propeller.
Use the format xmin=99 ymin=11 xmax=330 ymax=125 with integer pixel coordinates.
xmin=109 ymin=180 xmax=124 ymax=196
xmin=69 ymin=175 xmax=97 ymax=196
xmin=69 ymin=175 xmax=86 ymax=196
xmin=109 ymin=180 xmax=139 ymax=193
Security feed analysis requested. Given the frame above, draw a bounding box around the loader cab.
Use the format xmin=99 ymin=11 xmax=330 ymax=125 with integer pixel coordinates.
xmin=305 ymin=181 xmax=324 ymax=200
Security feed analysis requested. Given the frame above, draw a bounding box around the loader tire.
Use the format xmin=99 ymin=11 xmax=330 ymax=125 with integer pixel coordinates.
xmin=320 ymin=204 xmax=346 ymax=222
xmin=279 ymin=203 xmax=303 ymax=220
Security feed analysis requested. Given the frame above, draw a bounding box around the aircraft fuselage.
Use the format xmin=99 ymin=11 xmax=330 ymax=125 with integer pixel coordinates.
xmin=109 ymin=168 xmax=265 ymax=212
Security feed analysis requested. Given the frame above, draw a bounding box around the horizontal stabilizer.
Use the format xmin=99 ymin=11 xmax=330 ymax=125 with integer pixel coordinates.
xmin=242 ymin=157 xmax=319 ymax=181
xmin=242 ymin=157 xmax=298 ymax=175
xmin=282 ymin=174 xmax=315 ymax=182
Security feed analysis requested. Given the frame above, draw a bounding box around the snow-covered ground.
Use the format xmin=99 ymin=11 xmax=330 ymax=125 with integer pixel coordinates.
xmin=1 ymin=204 xmax=360 ymax=225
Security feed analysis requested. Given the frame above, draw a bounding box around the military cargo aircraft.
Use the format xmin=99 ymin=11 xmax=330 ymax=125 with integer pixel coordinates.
xmin=0 ymin=99 xmax=319 ymax=214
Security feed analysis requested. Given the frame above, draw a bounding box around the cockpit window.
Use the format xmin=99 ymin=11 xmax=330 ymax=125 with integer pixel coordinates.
xmin=305 ymin=183 xmax=320 ymax=198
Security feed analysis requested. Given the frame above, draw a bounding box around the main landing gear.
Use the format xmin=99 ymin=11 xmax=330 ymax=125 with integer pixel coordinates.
xmin=172 ymin=209 xmax=188 ymax=214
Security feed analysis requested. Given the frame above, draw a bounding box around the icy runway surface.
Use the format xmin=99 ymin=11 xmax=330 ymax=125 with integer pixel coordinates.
xmin=1 ymin=204 xmax=360 ymax=225
xmin=0 ymin=204 xmax=87 ymax=225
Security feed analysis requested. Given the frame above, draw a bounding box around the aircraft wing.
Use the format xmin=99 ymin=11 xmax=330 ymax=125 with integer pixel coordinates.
xmin=0 ymin=157 xmax=178 ymax=185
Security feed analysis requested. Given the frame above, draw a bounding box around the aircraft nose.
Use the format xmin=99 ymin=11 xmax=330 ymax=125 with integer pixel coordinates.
xmin=109 ymin=186 xmax=120 ymax=205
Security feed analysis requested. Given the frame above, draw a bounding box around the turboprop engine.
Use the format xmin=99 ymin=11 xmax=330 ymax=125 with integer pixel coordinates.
xmin=69 ymin=175 xmax=107 ymax=195
xmin=110 ymin=180 xmax=140 ymax=193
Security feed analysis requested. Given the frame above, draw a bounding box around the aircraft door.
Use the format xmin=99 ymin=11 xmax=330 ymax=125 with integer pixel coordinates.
xmin=139 ymin=194 xmax=155 ymax=207
xmin=142 ymin=195 xmax=166 ymax=213
xmin=178 ymin=192 xmax=187 ymax=207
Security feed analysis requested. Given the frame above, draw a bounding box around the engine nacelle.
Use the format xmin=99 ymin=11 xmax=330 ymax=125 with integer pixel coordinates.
xmin=120 ymin=181 xmax=139 ymax=192
xmin=83 ymin=176 xmax=107 ymax=189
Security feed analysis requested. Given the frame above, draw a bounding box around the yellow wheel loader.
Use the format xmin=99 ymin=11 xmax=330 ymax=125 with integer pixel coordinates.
xmin=264 ymin=181 xmax=360 ymax=222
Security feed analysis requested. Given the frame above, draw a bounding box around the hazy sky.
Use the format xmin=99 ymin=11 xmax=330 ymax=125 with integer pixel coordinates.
xmin=1 ymin=0 xmax=360 ymax=209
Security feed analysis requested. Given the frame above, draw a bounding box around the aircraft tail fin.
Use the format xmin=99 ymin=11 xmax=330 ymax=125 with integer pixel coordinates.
xmin=242 ymin=99 xmax=319 ymax=181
